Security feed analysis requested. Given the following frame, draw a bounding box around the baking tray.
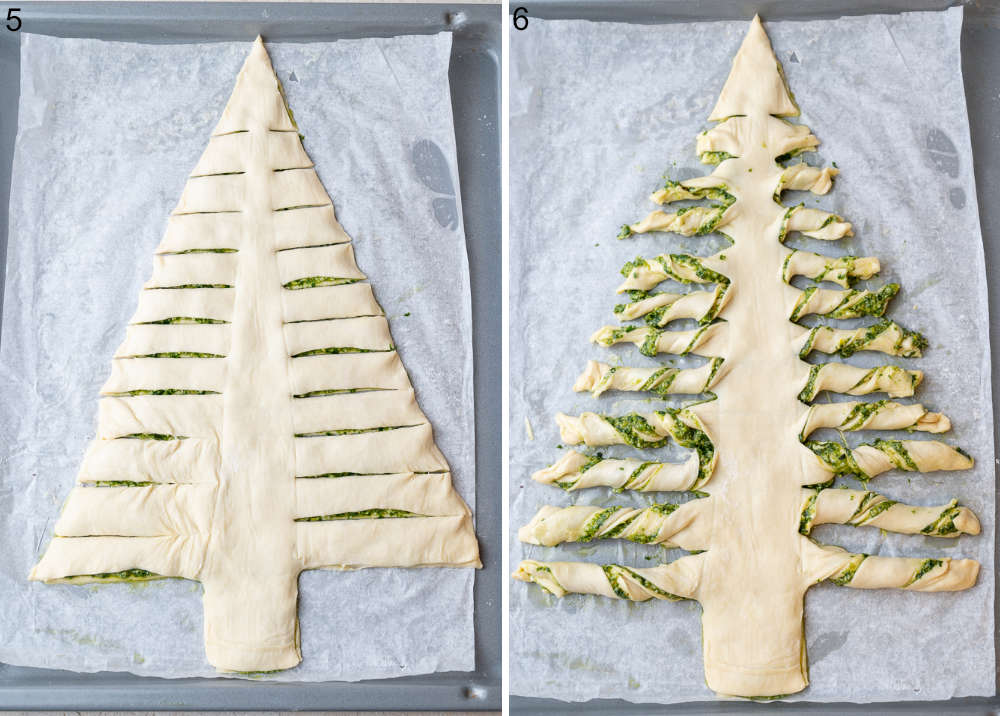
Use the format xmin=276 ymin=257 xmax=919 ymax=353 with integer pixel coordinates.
xmin=509 ymin=0 xmax=1000 ymax=713
xmin=0 ymin=2 xmax=499 ymax=711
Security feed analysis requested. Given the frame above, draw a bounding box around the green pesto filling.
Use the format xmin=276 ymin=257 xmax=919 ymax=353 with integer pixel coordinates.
xmin=817 ymin=256 xmax=859 ymax=284
xmin=606 ymin=414 xmax=669 ymax=449
xmin=118 ymin=433 xmax=185 ymax=441
xmin=147 ymin=284 xmax=232 ymax=289
xmin=65 ymin=568 xmax=161 ymax=583
xmin=274 ymin=204 xmax=329 ymax=212
xmin=838 ymin=284 xmax=898 ymax=318
xmin=640 ymin=366 xmax=677 ymax=397
xmin=649 ymin=503 xmax=679 ymax=516
xmin=840 ymin=399 xmax=888 ymax=430
xmin=104 ymin=389 xmax=219 ymax=397
xmin=657 ymin=180 xmax=735 ymax=207
xmin=872 ymin=438 xmax=920 ymax=471
xmin=830 ymin=556 xmax=866 ymax=586
xmin=292 ymin=388 xmax=393 ymax=398
xmin=777 ymin=204 xmax=797 ymax=242
xmin=700 ymin=151 xmax=735 ymax=165
xmin=579 ymin=453 xmax=604 ymax=472
xmin=804 ymin=441 xmax=863 ymax=478
xmin=625 ymin=462 xmax=656 ymax=490
xmin=296 ymin=508 xmax=422 ymax=522
xmin=92 ymin=480 xmax=156 ymax=487
xmin=619 ymin=566 xmax=684 ymax=601
xmin=579 ymin=507 xmax=625 ymax=541
xmin=845 ymin=321 xmax=927 ymax=358
xmin=164 ymin=249 xmax=238 ymax=254
xmin=703 ymin=285 xmax=729 ymax=323
xmin=657 ymin=410 xmax=715 ymax=480
xmin=126 ymin=352 xmax=225 ymax=359
xmin=775 ymin=147 xmax=809 ymax=164
xmin=645 ymin=324 xmax=712 ymax=357
xmin=192 ymin=171 xmax=245 ymax=177
xmin=138 ymin=317 xmax=228 ymax=325
xmin=852 ymin=497 xmax=897 ymax=524
xmin=847 ymin=491 xmax=881 ymax=518
xmin=695 ymin=206 xmax=727 ymax=236
xmin=601 ymin=513 xmax=639 ymax=540
xmin=530 ymin=564 xmax=562 ymax=596
xmin=620 ymin=257 xmax=649 ymax=278
xmin=782 ymin=250 xmax=795 ymax=279
xmin=296 ymin=471 xmax=363 ymax=479
xmin=790 ymin=286 xmax=818 ymax=322
xmin=283 ymin=277 xmax=361 ymax=290
xmin=905 ymin=558 xmax=943 ymax=587
xmin=705 ymin=357 xmax=724 ymax=388
xmin=798 ymin=492 xmax=818 ymax=535
xmin=798 ymin=364 xmax=822 ymax=403
xmin=294 ymin=425 xmax=416 ymax=438
xmin=233 ymin=669 xmax=285 ymax=677
xmin=673 ymin=253 xmax=729 ymax=284
xmin=602 ymin=565 xmax=631 ymax=599
xmin=617 ymin=224 xmax=633 ymax=240
xmin=290 ymin=346 xmax=393 ymax=358
xmin=921 ymin=504 xmax=960 ymax=536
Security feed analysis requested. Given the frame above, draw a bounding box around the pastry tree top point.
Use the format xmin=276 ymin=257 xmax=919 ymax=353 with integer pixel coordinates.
xmin=708 ymin=14 xmax=799 ymax=121
xmin=213 ymin=35 xmax=296 ymax=135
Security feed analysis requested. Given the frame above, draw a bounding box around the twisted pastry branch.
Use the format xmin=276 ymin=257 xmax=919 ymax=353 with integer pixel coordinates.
xmin=618 ymin=253 xmax=727 ymax=293
xmin=799 ymin=364 xmax=921 ymax=402
xmin=619 ymin=205 xmax=734 ymax=239
xmin=555 ymin=410 xmax=716 ymax=483
xmin=574 ymin=358 xmax=725 ymax=398
xmin=776 ymin=162 xmax=839 ymax=196
xmin=616 ymin=285 xmax=730 ymax=325
xmin=815 ymin=546 xmax=979 ymax=592
xmin=781 ymin=205 xmax=853 ymax=241
xmin=649 ymin=178 xmax=734 ymax=206
xmin=799 ymin=488 xmax=980 ymax=537
xmin=789 ymin=285 xmax=898 ymax=321
xmin=519 ymin=502 xmax=704 ymax=548
xmin=799 ymin=321 xmax=927 ymax=358
xmin=804 ymin=439 xmax=972 ymax=481
xmin=513 ymin=558 xmax=702 ymax=601
xmin=799 ymin=400 xmax=949 ymax=439
xmin=592 ymin=323 xmax=725 ymax=358
xmin=782 ymin=249 xmax=880 ymax=289
xmin=532 ymin=450 xmax=703 ymax=492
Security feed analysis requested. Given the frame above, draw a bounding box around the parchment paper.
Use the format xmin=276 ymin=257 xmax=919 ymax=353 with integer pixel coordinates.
xmin=510 ymin=7 xmax=994 ymax=703
xmin=0 ymin=32 xmax=475 ymax=681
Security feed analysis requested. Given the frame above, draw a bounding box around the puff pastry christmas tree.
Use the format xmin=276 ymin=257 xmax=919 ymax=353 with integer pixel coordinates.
xmin=515 ymin=17 xmax=979 ymax=698
xmin=30 ymin=37 xmax=480 ymax=673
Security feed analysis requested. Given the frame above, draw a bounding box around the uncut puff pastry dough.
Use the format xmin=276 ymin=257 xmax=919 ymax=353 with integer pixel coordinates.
xmin=30 ymin=37 xmax=480 ymax=673
xmin=513 ymin=16 xmax=979 ymax=698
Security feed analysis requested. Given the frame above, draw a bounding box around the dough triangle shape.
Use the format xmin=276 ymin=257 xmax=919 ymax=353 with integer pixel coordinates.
xmin=30 ymin=36 xmax=480 ymax=674
xmin=708 ymin=15 xmax=799 ymax=121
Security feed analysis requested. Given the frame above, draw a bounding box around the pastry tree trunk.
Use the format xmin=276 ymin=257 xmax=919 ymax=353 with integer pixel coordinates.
xmin=31 ymin=37 xmax=480 ymax=673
